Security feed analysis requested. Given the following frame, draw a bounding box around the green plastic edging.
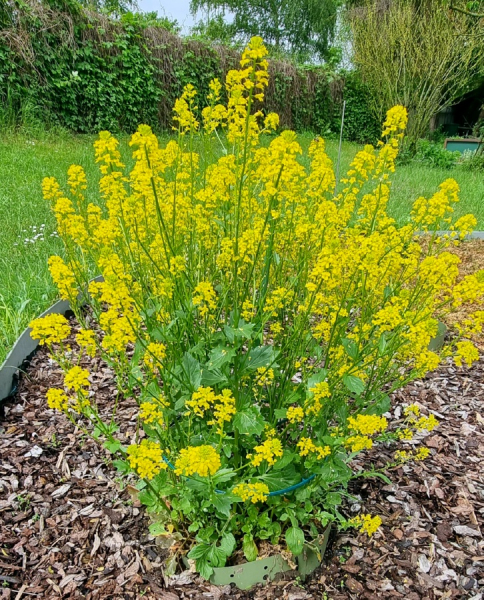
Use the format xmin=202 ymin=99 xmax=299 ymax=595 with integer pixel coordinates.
xmin=209 ymin=525 xmax=332 ymax=590
xmin=210 ymin=553 xmax=293 ymax=590
xmin=296 ymin=525 xmax=332 ymax=580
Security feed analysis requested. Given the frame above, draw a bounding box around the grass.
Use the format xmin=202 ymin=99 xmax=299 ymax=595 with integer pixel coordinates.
xmin=1 ymin=129 xmax=483 ymax=363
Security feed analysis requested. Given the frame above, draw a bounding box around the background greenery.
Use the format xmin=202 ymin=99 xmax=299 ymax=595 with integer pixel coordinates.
xmin=0 ymin=0 xmax=379 ymax=142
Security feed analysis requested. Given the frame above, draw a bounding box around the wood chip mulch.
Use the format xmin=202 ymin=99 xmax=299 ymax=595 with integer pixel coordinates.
xmin=1 ymin=326 xmax=484 ymax=599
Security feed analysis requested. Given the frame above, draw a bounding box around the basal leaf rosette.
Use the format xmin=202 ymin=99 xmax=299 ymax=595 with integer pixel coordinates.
xmin=36 ymin=37 xmax=484 ymax=578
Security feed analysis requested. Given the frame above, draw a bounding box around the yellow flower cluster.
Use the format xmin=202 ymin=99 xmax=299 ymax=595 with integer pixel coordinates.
xmin=404 ymin=404 xmax=420 ymax=417
xmin=397 ymin=428 xmax=414 ymax=441
xmin=48 ymin=256 xmax=78 ymax=301
xmin=207 ymin=389 xmax=236 ymax=433
xmin=76 ymin=329 xmax=96 ymax=357
xmin=345 ymin=435 xmax=373 ymax=453
xmin=287 ymin=406 xmax=305 ymax=424
xmin=251 ymin=438 xmax=283 ymax=467
xmin=127 ymin=440 xmax=167 ymax=479
xmin=99 ymin=308 xmax=137 ymax=353
xmin=256 ymin=367 xmax=274 ymax=387
xmin=173 ymin=83 xmax=199 ymax=135
xmin=233 ymin=482 xmax=270 ymax=503
xmin=381 ymin=106 xmax=408 ymax=138
xmin=93 ymin=130 xmax=125 ymax=175
xmin=67 ymin=164 xmax=87 ymax=200
xmin=306 ymin=381 xmax=331 ymax=415
xmin=139 ymin=402 xmax=164 ymax=425
xmin=46 ymin=388 xmax=69 ymax=412
xmin=64 ymin=366 xmax=90 ymax=392
xmin=185 ymin=387 xmax=236 ymax=433
xmin=186 ymin=386 xmax=217 ymax=416
xmin=453 ymin=274 xmax=484 ymax=308
xmin=143 ymin=342 xmax=167 ymax=371
xmin=241 ymin=299 xmax=255 ymax=321
xmin=349 ymin=514 xmax=382 ymax=537
xmin=175 ymin=445 xmax=221 ymax=477
xmin=402 ymin=406 xmax=439 ymax=434
xmin=347 ymin=414 xmax=388 ymax=436
xmin=264 ymin=287 xmax=294 ymax=316
xmin=415 ymin=414 xmax=439 ymax=432
xmin=30 ymin=314 xmax=71 ymax=346
xmin=454 ymin=341 xmax=480 ymax=367
xmin=394 ymin=447 xmax=430 ymax=463
xmin=297 ymin=437 xmax=331 ymax=459
xmin=193 ymin=281 xmax=217 ymax=317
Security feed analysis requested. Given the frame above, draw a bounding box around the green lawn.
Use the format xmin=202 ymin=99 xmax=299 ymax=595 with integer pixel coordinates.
xmin=1 ymin=131 xmax=483 ymax=363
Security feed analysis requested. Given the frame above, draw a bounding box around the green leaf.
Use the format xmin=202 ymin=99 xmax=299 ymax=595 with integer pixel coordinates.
xmin=364 ymin=394 xmax=391 ymax=415
xmin=212 ymin=494 xmax=232 ymax=517
xmin=273 ymin=451 xmax=296 ymax=471
xmin=224 ymin=322 xmax=255 ymax=342
xmin=307 ymin=368 xmax=328 ymax=390
xmin=378 ymin=333 xmax=388 ymax=356
xmin=258 ymin=513 xmax=272 ymax=529
xmin=112 ymin=459 xmax=130 ymax=474
xmin=343 ymin=374 xmax=365 ymax=396
xmin=149 ymin=522 xmax=167 ymax=536
xmin=103 ymin=439 xmax=121 ymax=454
xmin=201 ymin=368 xmax=228 ymax=386
xmin=213 ymin=468 xmax=237 ymax=483
xmin=245 ymin=345 xmax=276 ymax=370
xmin=183 ymin=352 xmax=202 ymax=390
xmin=285 ymin=526 xmax=305 ymax=556
xmin=342 ymin=338 xmax=359 ymax=359
xmin=243 ymin=534 xmax=258 ymax=562
xmin=219 ymin=532 xmax=236 ymax=557
xmin=137 ymin=489 xmax=167 ymax=513
xmin=274 ymin=408 xmax=287 ymax=420
xmin=175 ymin=395 xmax=188 ymax=410
xmin=185 ymin=478 xmax=210 ymax=492
xmin=270 ymin=522 xmax=282 ymax=544
xmin=260 ymin=464 xmax=298 ymax=491
xmin=197 ymin=558 xmax=214 ymax=580
xmin=233 ymin=406 xmax=265 ymax=435
xmin=325 ymin=492 xmax=342 ymax=506
xmin=92 ymin=426 xmax=103 ymax=440
xmin=316 ymin=457 xmax=352 ymax=484
xmin=208 ymin=346 xmax=236 ymax=369
xmin=207 ymin=544 xmax=227 ymax=567
xmin=188 ymin=543 xmax=211 ymax=560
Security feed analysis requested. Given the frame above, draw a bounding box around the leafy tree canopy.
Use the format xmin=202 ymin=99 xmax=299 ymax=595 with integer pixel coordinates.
xmin=190 ymin=0 xmax=341 ymax=61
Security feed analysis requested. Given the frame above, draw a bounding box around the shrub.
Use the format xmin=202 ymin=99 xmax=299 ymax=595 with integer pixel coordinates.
xmin=336 ymin=72 xmax=380 ymax=145
xmin=460 ymin=148 xmax=484 ymax=172
xmin=412 ymin=139 xmax=460 ymax=169
xmin=31 ymin=38 xmax=484 ymax=579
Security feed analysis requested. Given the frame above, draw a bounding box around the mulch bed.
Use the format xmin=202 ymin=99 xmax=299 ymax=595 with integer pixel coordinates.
xmin=1 ymin=239 xmax=484 ymax=599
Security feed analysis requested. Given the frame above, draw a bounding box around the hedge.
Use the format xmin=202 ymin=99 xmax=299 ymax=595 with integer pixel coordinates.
xmin=0 ymin=0 xmax=379 ymax=142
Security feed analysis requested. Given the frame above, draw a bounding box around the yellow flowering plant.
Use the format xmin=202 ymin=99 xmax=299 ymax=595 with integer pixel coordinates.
xmin=31 ymin=37 xmax=484 ymax=579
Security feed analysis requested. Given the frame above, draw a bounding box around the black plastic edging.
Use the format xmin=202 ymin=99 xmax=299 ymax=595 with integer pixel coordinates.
xmin=0 ymin=276 xmax=103 ymax=403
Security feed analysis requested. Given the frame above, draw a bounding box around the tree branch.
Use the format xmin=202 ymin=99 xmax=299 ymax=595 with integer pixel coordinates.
xmin=449 ymin=3 xmax=484 ymax=18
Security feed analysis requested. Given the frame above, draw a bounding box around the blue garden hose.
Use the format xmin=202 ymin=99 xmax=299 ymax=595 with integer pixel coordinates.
xmin=162 ymin=456 xmax=316 ymax=497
